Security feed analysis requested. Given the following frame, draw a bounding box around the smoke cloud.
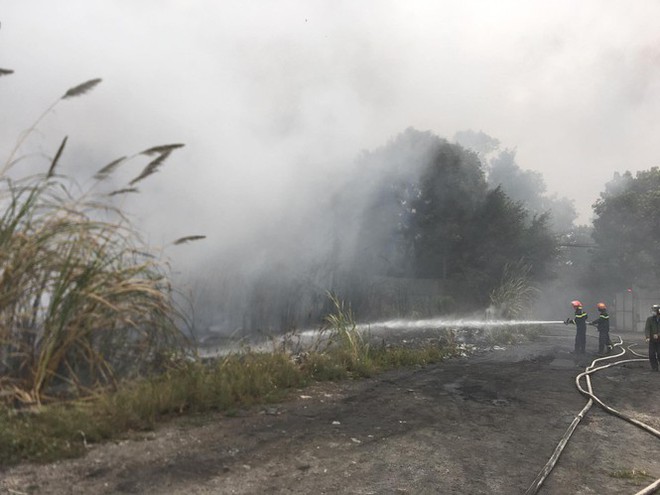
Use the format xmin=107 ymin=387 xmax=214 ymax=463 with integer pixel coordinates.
xmin=2 ymin=1 xmax=660 ymax=332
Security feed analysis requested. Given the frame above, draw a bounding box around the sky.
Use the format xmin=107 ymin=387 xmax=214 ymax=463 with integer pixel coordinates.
xmin=1 ymin=0 xmax=660 ymax=296
xmin=0 ymin=0 xmax=660 ymax=215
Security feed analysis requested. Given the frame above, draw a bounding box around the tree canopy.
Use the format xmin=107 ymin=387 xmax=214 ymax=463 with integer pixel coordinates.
xmin=454 ymin=130 xmax=578 ymax=233
xmin=346 ymin=128 xmax=559 ymax=309
xmin=590 ymin=168 xmax=660 ymax=290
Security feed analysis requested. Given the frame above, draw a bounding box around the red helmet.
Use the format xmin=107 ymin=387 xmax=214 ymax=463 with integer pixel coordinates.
xmin=596 ymin=302 xmax=607 ymax=311
xmin=571 ymin=300 xmax=583 ymax=308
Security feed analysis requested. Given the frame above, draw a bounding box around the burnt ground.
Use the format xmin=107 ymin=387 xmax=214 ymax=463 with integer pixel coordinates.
xmin=2 ymin=324 xmax=660 ymax=494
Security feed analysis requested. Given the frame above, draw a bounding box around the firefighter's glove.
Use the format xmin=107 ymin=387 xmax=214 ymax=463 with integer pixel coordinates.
xmin=654 ymin=334 xmax=659 ymax=341
xmin=564 ymin=318 xmax=574 ymax=325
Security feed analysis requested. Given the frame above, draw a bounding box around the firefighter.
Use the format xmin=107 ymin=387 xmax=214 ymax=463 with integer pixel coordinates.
xmin=589 ymin=302 xmax=612 ymax=354
xmin=644 ymin=304 xmax=660 ymax=372
xmin=564 ymin=300 xmax=588 ymax=354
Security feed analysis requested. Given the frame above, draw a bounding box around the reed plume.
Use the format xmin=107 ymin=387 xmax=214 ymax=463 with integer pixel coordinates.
xmin=173 ymin=235 xmax=206 ymax=245
xmin=62 ymin=78 xmax=102 ymax=99
xmin=47 ymin=136 xmax=68 ymax=178
xmin=140 ymin=144 xmax=185 ymax=156
xmin=129 ymin=150 xmax=172 ymax=185
xmin=2 ymin=77 xmax=103 ymax=175
xmin=108 ymin=187 xmax=139 ymax=197
xmin=94 ymin=156 xmax=126 ymax=181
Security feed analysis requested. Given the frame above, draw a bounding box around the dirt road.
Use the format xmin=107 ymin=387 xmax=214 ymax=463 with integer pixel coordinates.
xmin=2 ymin=324 xmax=659 ymax=494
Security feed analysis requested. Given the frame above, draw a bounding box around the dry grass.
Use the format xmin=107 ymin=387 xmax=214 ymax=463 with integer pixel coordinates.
xmin=608 ymin=468 xmax=653 ymax=484
xmin=489 ymin=261 xmax=540 ymax=319
xmin=0 ymin=337 xmax=456 ymax=466
xmin=0 ymin=291 xmax=543 ymax=467
xmin=0 ymin=78 xmax=195 ymax=405
xmin=323 ymin=292 xmax=370 ymax=364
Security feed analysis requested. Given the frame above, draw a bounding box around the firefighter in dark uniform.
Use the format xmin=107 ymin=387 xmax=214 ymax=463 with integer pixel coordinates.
xmin=589 ymin=302 xmax=612 ymax=355
xmin=644 ymin=304 xmax=660 ymax=372
xmin=565 ymin=300 xmax=588 ymax=354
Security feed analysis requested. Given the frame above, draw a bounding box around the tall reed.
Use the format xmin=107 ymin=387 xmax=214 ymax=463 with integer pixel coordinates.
xmin=0 ymin=78 xmax=196 ymax=405
xmin=323 ymin=292 xmax=373 ymax=373
xmin=488 ymin=261 xmax=539 ymax=319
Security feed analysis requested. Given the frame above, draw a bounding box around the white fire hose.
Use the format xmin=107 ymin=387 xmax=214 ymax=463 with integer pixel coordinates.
xmin=525 ymin=336 xmax=660 ymax=495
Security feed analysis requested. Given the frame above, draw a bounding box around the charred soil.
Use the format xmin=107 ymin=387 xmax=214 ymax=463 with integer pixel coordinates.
xmin=2 ymin=325 xmax=659 ymax=494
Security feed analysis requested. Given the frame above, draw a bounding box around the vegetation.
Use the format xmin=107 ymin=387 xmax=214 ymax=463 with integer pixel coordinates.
xmin=344 ymin=128 xmax=558 ymax=314
xmin=0 ymin=287 xmax=546 ymax=467
xmin=0 ymin=294 xmax=459 ymax=466
xmin=193 ymin=127 xmax=564 ymax=332
xmin=454 ymin=129 xmax=578 ymax=233
xmin=488 ymin=262 xmax=540 ymax=319
xmin=608 ymin=468 xmax=653 ymax=484
xmin=590 ymin=168 xmax=660 ymax=291
xmin=0 ymin=78 xmax=195 ymax=406
xmin=483 ymin=324 xmax=542 ymax=346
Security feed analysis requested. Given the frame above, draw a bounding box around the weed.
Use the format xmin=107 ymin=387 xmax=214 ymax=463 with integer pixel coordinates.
xmin=0 ymin=78 xmax=200 ymax=405
xmin=0 ymin=293 xmax=462 ymax=466
xmin=323 ymin=292 xmax=373 ymax=371
xmin=608 ymin=468 xmax=653 ymax=484
xmin=488 ymin=261 xmax=540 ymax=319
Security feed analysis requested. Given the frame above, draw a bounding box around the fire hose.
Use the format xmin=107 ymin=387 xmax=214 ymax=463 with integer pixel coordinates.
xmin=524 ymin=336 xmax=660 ymax=495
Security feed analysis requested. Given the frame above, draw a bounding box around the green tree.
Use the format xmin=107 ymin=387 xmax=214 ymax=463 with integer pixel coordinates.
xmin=348 ymin=128 xmax=559 ymax=310
xmin=345 ymin=128 xmax=441 ymax=278
xmin=0 ymin=67 xmax=197 ymax=402
xmin=462 ymin=187 xmax=555 ymax=290
xmin=410 ymin=138 xmax=487 ymax=280
xmin=590 ymin=168 xmax=660 ymax=291
xmin=489 ymin=150 xmax=578 ymax=233
xmin=455 ymin=130 xmax=577 ymax=232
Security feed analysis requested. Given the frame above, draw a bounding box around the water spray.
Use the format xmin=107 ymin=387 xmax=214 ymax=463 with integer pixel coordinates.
xmin=298 ymin=318 xmax=564 ymax=339
xmin=356 ymin=318 xmax=564 ymax=331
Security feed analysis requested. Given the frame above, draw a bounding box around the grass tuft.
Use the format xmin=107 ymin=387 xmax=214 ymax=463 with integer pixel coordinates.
xmin=0 ymin=80 xmax=196 ymax=406
xmin=489 ymin=261 xmax=539 ymax=319
xmin=0 ymin=293 xmax=463 ymax=466
xmin=609 ymin=468 xmax=653 ymax=484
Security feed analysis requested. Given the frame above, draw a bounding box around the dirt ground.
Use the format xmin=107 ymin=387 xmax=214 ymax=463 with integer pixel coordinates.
xmin=2 ymin=324 xmax=660 ymax=495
